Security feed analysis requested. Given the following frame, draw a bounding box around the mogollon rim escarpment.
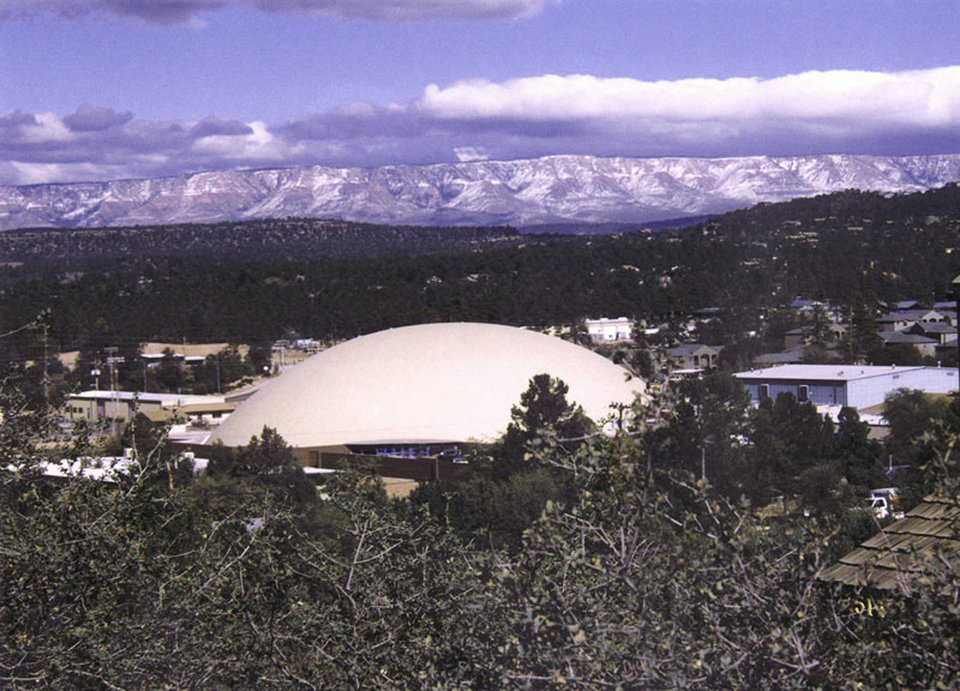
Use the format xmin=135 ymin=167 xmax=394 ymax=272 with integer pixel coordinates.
xmin=2 ymin=153 xmax=960 ymax=231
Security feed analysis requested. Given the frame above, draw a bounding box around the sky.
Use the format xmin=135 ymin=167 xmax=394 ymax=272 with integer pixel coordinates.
xmin=1 ymin=0 xmax=959 ymax=185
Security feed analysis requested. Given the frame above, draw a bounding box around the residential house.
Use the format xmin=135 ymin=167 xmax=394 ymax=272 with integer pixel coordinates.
xmin=890 ymin=300 xmax=918 ymax=310
xmin=585 ymin=317 xmax=634 ymax=343
xmin=753 ymin=343 xmax=843 ymax=367
xmin=784 ymin=326 xmax=814 ymax=350
xmin=877 ymin=309 xmax=950 ymax=333
xmin=908 ymin=322 xmax=959 ymax=346
xmin=879 ymin=331 xmax=938 ymax=358
xmin=789 ymin=299 xmax=824 ymax=313
xmin=667 ymin=344 xmax=720 ymax=370
xmin=754 ymin=345 xmax=808 ymax=366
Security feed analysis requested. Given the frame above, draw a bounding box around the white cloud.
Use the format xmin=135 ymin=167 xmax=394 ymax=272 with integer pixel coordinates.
xmin=5 ymin=160 xmax=119 ymax=184
xmin=418 ymin=67 xmax=960 ymax=136
xmin=192 ymin=120 xmax=290 ymax=159
xmin=6 ymin=0 xmax=546 ymax=23
xmin=20 ymin=112 xmax=74 ymax=143
xmin=3 ymin=66 xmax=960 ymax=186
xmin=453 ymin=146 xmax=489 ymax=162
xmin=256 ymin=0 xmax=546 ymax=21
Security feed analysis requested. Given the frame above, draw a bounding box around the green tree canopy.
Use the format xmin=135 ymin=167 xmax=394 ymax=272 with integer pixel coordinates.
xmin=499 ymin=373 xmax=594 ymax=473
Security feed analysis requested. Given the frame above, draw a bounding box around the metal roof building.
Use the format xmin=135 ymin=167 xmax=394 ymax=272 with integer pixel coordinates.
xmin=67 ymin=390 xmax=227 ymax=424
xmin=210 ymin=322 xmax=644 ymax=455
xmin=734 ymin=364 xmax=958 ymax=409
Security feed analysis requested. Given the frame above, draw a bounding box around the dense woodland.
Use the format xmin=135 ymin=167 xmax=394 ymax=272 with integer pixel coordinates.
xmin=1 ymin=370 xmax=959 ymax=686
xmin=0 ymin=185 xmax=957 ymax=367
xmin=0 ymin=219 xmax=520 ymax=268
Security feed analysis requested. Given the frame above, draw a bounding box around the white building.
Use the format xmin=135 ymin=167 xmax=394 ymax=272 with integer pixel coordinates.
xmin=584 ymin=317 xmax=634 ymax=343
xmin=734 ymin=364 xmax=958 ymax=409
xmin=66 ymin=390 xmax=228 ymax=424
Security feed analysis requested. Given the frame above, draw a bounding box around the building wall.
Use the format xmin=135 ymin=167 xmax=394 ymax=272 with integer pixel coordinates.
xmin=739 ymin=367 xmax=958 ymax=410
xmin=847 ymin=367 xmax=958 ymax=408
xmin=740 ymin=380 xmax=846 ymax=407
xmin=668 ymin=346 xmax=718 ymax=370
xmin=66 ymin=398 xmax=97 ymax=421
xmin=316 ymin=450 xmax=472 ymax=482
xmin=65 ymin=396 xmax=166 ymax=423
xmin=585 ymin=319 xmax=633 ymax=342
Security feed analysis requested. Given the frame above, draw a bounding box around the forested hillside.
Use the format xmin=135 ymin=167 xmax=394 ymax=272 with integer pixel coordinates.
xmin=0 ymin=218 xmax=519 ymax=269
xmin=0 ymin=184 xmax=957 ymax=361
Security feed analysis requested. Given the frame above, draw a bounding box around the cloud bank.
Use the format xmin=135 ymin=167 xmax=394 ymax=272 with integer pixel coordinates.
xmin=4 ymin=0 xmax=546 ymax=23
xmin=3 ymin=67 xmax=960 ymax=185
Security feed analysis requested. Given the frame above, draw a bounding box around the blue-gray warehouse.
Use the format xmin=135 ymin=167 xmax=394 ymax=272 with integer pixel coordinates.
xmin=734 ymin=364 xmax=958 ymax=409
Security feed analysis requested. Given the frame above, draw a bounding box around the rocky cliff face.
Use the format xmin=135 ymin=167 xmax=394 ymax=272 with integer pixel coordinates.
xmin=1 ymin=153 xmax=958 ymax=230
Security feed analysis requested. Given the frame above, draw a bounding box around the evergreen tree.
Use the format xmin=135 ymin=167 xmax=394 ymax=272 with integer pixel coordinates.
xmin=499 ymin=373 xmax=593 ymax=473
xmin=850 ymin=299 xmax=882 ymax=363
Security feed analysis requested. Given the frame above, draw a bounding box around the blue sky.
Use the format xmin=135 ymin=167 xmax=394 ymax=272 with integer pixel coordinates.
xmin=1 ymin=0 xmax=959 ymax=184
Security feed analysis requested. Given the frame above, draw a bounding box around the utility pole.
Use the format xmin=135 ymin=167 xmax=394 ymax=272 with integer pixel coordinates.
xmin=105 ymin=346 xmax=120 ymax=436
xmin=40 ymin=319 xmax=49 ymax=408
xmin=953 ymin=276 xmax=960 ymax=393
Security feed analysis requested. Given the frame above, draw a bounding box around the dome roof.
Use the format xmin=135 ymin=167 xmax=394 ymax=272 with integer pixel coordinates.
xmin=212 ymin=322 xmax=643 ymax=448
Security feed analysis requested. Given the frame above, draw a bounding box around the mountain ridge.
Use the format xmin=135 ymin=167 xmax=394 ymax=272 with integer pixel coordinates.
xmin=1 ymin=153 xmax=959 ymax=231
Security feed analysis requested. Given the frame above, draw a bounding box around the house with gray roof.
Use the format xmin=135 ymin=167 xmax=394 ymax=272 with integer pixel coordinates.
xmin=907 ymin=321 xmax=958 ymax=346
xmin=878 ymin=309 xmax=950 ymax=332
xmin=879 ymin=331 xmax=938 ymax=358
xmin=667 ymin=344 xmax=720 ymax=370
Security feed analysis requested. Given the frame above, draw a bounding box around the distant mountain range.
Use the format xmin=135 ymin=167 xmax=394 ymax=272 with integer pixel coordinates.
xmin=1 ymin=153 xmax=959 ymax=231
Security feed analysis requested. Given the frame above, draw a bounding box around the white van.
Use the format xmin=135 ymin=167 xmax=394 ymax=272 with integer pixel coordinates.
xmin=865 ymin=488 xmax=904 ymax=520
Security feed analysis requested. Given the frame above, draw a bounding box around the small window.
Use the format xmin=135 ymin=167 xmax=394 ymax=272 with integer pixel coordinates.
xmin=759 ymin=384 xmax=770 ymax=400
xmin=798 ymin=385 xmax=809 ymax=403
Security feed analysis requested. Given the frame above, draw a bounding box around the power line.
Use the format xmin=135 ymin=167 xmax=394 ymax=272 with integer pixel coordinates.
xmin=0 ymin=318 xmax=41 ymax=340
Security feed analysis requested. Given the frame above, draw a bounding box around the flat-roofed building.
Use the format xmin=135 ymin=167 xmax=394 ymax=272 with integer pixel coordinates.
xmin=66 ymin=391 xmax=227 ymax=424
xmin=734 ymin=364 xmax=958 ymax=409
xmin=584 ymin=317 xmax=634 ymax=343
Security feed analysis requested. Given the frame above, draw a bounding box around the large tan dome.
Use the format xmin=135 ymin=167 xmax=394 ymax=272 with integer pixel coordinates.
xmin=212 ymin=322 xmax=644 ymax=448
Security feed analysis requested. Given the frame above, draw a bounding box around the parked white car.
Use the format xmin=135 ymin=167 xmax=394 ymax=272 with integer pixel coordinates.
xmin=865 ymin=488 xmax=905 ymax=520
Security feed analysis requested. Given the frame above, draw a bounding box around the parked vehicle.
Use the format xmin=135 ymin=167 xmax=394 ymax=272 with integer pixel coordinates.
xmin=865 ymin=487 xmax=904 ymax=520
